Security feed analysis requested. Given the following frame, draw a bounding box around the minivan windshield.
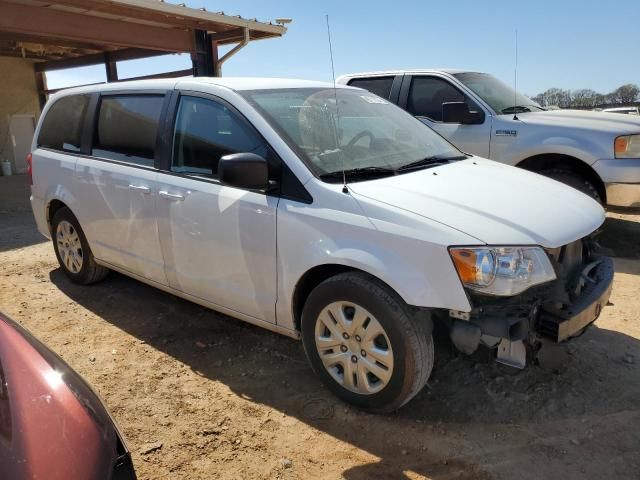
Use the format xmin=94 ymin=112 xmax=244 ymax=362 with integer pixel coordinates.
xmin=241 ymin=88 xmax=465 ymax=180
xmin=453 ymin=72 xmax=545 ymax=114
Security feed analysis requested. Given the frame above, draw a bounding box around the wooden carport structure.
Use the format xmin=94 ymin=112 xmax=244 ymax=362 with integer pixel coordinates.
xmin=0 ymin=0 xmax=289 ymax=106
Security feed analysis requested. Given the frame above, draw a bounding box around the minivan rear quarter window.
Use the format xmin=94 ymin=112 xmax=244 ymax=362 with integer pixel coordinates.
xmin=92 ymin=95 xmax=164 ymax=167
xmin=348 ymin=76 xmax=395 ymax=99
xmin=38 ymin=94 xmax=90 ymax=152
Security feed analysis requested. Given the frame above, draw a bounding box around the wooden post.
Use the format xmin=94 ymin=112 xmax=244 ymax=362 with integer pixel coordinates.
xmin=34 ymin=69 xmax=47 ymax=109
xmin=104 ymin=52 xmax=118 ymax=82
xmin=192 ymin=29 xmax=217 ymax=77
xmin=211 ymin=38 xmax=219 ymax=77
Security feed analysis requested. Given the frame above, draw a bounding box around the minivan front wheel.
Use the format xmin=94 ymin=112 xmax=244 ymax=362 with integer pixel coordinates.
xmin=51 ymin=207 xmax=109 ymax=284
xmin=301 ymin=272 xmax=434 ymax=412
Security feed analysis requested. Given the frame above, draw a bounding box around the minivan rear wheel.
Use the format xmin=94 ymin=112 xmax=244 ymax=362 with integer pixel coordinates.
xmin=51 ymin=207 xmax=109 ymax=284
xmin=301 ymin=272 xmax=434 ymax=412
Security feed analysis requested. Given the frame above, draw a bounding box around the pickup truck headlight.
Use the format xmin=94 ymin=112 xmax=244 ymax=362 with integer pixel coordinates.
xmin=449 ymin=246 xmax=556 ymax=296
xmin=615 ymin=135 xmax=640 ymax=158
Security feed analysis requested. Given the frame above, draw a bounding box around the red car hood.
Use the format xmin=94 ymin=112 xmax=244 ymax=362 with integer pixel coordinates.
xmin=0 ymin=313 xmax=132 ymax=479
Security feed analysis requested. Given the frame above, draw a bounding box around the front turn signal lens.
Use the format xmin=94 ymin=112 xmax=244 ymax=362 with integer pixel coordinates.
xmin=450 ymin=248 xmax=494 ymax=286
xmin=615 ymin=135 xmax=640 ymax=158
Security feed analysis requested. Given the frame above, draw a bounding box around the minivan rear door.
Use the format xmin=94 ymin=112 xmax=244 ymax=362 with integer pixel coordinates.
xmin=73 ymin=92 xmax=169 ymax=285
xmin=155 ymin=92 xmax=278 ymax=323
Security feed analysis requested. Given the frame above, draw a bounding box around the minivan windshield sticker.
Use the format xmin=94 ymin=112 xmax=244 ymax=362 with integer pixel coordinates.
xmin=495 ymin=129 xmax=518 ymax=136
xmin=360 ymin=95 xmax=388 ymax=104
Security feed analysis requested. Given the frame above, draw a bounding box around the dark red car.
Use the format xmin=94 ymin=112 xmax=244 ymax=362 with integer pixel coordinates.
xmin=0 ymin=311 xmax=135 ymax=479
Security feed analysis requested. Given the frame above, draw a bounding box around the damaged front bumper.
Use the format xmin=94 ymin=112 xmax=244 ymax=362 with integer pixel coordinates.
xmin=537 ymin=257 xmax=614 ymax=342
xmin=445 ymin=238 xmax=614 ymax=369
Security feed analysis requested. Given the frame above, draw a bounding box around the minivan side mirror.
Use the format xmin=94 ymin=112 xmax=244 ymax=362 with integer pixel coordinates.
xmin=442 ymin=102 xmax=484 ymax=125
xmin=218 ymin=152 xmax=269 ymax=190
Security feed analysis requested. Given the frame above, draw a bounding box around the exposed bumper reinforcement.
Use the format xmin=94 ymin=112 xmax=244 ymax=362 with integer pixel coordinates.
xmin=537 ymin=257 xmax=614 ymax=342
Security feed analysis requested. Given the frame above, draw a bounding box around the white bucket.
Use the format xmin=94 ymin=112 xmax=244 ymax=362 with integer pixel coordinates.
xmin=0 ymin=161 xmax=11 ymax=177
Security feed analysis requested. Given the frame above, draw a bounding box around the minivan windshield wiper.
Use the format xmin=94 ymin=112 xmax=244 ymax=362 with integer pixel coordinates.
xmin=319 ymin=166 xmax=396 ymax=182
xmin=396 ymin=155 xmax=468 ymax=172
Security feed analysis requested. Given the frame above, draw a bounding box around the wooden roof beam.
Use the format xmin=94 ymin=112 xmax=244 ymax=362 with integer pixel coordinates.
xmin=0 ymin=2 xmax=195 ymax=53
xmin=0 ymin=31 xmax=114 ymax=51
xmin=0 ymin=49 xmax=66 ymax=61
xmin=34 ymin=48 xmax=172 ymax=72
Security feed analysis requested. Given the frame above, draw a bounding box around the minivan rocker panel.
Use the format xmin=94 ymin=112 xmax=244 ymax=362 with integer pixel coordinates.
xmin=30 ymin=77 xmax=612 ymax=412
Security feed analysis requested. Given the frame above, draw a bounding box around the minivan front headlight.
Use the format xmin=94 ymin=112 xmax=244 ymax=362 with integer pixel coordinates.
xmin=449 ymin=246 xmax=556 ymax=296
xmin=615 ymin=135 xmax=640 ymax=158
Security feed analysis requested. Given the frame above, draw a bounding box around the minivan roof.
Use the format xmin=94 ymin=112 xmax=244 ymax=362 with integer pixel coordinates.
xmin=50 ymin=77 xmax=344 ymax=98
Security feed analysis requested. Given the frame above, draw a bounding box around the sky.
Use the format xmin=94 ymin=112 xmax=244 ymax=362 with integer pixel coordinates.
xmin=46 ymin=0 xmax=640 ymax=96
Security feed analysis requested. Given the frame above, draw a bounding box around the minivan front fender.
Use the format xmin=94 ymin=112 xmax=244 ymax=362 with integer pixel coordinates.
xmin=275 ymin=198 xmax=473 ymax=333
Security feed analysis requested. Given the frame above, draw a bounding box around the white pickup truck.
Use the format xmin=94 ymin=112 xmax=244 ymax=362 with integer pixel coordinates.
xmin=337 ymin=70 xmax=640 ymax=207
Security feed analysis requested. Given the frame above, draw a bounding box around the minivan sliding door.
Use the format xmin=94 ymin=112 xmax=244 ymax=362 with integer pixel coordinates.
xmin=73 ymin=92 xmax=168 ymax=285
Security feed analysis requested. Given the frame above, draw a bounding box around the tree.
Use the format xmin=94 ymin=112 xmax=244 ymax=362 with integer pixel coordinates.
xmin=571 ymin=89 xmax=599 ymax=108
xmin=531 ymin=83 xmax=639 ymax=109
xmin=539 ymin=88 xmax=572 ymax=108
xmin=611 ymin=84 xmax=640 ymax=104
xmin=531 ymin=93 xmax=546 ymax=106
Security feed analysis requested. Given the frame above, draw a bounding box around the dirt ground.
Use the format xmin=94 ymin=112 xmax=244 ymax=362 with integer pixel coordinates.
xmin=1 ymin=174 xmax=639 ymax=480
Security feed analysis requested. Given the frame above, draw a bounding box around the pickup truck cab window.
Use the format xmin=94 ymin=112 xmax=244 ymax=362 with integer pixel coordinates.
xmin=172 ymin=95 xmax=269 ymax=178
xmin=92 ymin=95 xmax=164 ymax=167
xmin=408 ymin=76 xmax=480 ymax=123
xmin=347 ymin=76 xmax=395 ymax=99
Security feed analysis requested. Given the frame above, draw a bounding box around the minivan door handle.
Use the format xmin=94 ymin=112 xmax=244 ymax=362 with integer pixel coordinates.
xmin=128 ymin=184 xmax=151 ymax=194
xmin=158 ymin=190 xmax=185 ymax=201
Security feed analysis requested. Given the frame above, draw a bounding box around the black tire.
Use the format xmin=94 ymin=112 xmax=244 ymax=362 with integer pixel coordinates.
xmin=539 ymin=168 xmax=602 ymax=204
xmin=51 ymin=207 xmax=109 ymax=285
xmin=301 ymin=272 xmax=434 ymax=412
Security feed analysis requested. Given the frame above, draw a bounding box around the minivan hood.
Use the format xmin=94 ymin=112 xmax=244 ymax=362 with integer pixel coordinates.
xmin=514 ymin=109 xmax=640 ymax=134
xmin=349 ymin=158 xmax=605 ymax=248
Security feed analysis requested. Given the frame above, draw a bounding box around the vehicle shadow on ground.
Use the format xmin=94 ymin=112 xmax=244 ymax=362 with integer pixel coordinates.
xmin=50 ymin=268 xmax=640 ymax=480
xmin=0 ymin=176 xmax=47 ymax=252
xmin=0 ymin=212 xmax=47 ymax=252
xmin=600 ymin=213 xmax=640 ymax=260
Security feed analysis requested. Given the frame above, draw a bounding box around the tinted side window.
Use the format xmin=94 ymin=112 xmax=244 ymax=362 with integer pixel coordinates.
xmin=172 ymin=96 xmax=267 ymax=178
xmin=348 ymin=77 xmax=395 ymax=99
xmin=408 ymin=77 xmax=475 ymax=122
xmin=38 ymin=95 xmax=89 ymax=152
xmin=92 ymin=95 xmax=164 ymax=167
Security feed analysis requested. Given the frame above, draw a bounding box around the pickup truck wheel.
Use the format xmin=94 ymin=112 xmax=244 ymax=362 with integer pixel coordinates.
xmin=301 ymin=272 xmax=434 ymax=412
xmin=51 ymin=207 xmax=109 ymax=285
xmin=539 ymin=168 xmax=602 ymax=204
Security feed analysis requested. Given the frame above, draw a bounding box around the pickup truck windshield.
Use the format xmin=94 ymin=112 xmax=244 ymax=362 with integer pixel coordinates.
xmin=241 ymin=88 xmax=463 ymax=179
xmin=453 ymin=72 xmax=544 ymax=114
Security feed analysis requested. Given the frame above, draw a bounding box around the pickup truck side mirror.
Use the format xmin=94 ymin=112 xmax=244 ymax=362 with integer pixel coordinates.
xmin=218 ymin=152 xmax=269 ymax=190
xmin=442 ymin=102 xmax=484 ymax=125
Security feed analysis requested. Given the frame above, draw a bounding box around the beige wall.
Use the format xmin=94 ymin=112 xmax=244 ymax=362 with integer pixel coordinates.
xmin=0 ymin=57 xmax=41 ymax=167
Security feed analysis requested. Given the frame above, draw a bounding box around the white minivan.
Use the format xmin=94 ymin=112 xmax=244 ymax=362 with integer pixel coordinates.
xmin=30 ymin=78 xmax=613 ymax=411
